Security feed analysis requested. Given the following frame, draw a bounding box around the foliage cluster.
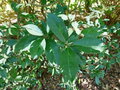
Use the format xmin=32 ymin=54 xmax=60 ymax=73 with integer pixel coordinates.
xmin=0 ymin=0 xmax=120 ymax=89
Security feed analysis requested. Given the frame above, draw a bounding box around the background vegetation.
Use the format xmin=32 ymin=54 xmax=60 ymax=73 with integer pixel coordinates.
xmin=0 ymin=0 xmax=120 ymax=89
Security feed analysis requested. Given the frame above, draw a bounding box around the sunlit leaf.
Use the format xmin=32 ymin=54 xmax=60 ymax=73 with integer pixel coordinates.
xmin=22 ymin=24 xmax=43 ymax=36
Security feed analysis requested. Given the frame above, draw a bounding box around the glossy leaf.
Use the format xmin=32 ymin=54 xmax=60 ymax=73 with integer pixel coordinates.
xmin=41 ymin=39 xmax=46 ymax=50
xmin=60 ymin=48 xmax=80 ymax=81
xmin=47 ymin=13 xmax=68 ymax=42
xmin=22 ymin=24 xmax=43 ymax=36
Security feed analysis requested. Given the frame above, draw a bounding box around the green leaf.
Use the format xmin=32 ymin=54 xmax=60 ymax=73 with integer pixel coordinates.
xmin=8 ymin=25 xmax=19 ymax=35
xmin=47 ymin=13 xmax=68 ymax=42
xmin=50 ymin=41 xmax=61 ymax=64
xmin=60 ymin=48 xmax=80 ymax=81
xmin=72 ymin=27 xmax=105 ymax=53
xmin=10 ymin=2 xmax=19 ymax=12
xmin=9 ymin=67 xmax=17 ymax=78
xmin=82 ymin=27 xmax=101 ymax=38
xmin=7 ymin=39 xmax=17 ymax=46
xmin=7 ymin=57 xmax=19 ymax=63
xmin=55 ymin=4 xmax=67 ymax=14
xmin=22 ymin=24 xmax=43 ymax=36
xmin=73 ymin=45 xmax=99 ymax=53
xmin=0 ymin=55 xmax=4 ymax=59
xmin=45 ymin=39 xmax=61 ymax=64
xmin=21 ymin=58 xmax=31 ymax=68
xmin=0 ymin=69 xmax=7 ymax=78
xmin=95 ymin=77 xmax=100 ymax=85
xmin=30 ymin=39 xmax=44 ymax=59
xmin=15 ymin=35 xmax=37 ymax=52
xmin=41 ymin=0 xmax=46 ymax=5
xmin=0 ymin=78 xmax=5 ymax=84
xmin=19 ymin=87 xmax=27 ymax=90
xmin=73 ymin=37 xmax=105 ymax=53
xmin=45 ymin=47 xmax=56 ymax=63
